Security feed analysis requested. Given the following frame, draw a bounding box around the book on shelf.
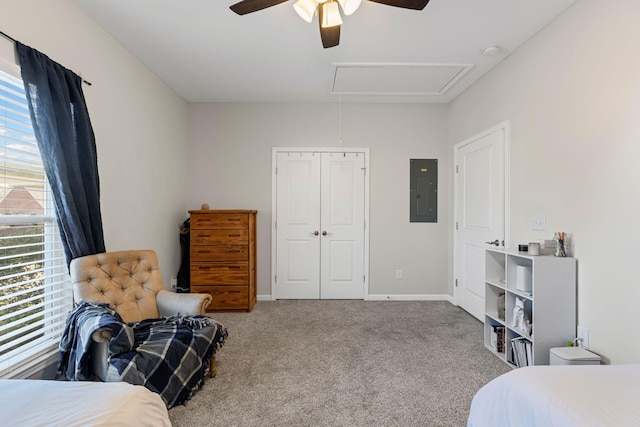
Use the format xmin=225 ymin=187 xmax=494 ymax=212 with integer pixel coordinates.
xmin=490 ymin=325 xmax=505 ymax=353
xmin=511 ymin=336 xmax=532 ymax=367
xmin=525 ymin=340 xmax=533 ymax=365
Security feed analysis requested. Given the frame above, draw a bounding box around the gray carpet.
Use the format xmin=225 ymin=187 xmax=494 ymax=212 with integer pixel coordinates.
xmin=169 ymin=300 xmax=510 ymax=426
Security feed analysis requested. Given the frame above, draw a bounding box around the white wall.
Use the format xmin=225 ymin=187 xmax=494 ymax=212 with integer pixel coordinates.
xmin=187 ymin=103 xmax=450 ymax=298
xmin=448 ymin=0 xmax=640 ymax=364
xmin=1 ymin=0 xmax=188 ymax=283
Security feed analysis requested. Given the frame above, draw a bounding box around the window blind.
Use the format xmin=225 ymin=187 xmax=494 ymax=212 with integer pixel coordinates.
xmin=0 ymin=66 xmax=72 ymax=377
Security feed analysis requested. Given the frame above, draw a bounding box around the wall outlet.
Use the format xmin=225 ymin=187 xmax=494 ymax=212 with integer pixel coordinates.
xmin=533 ymin=214 xmax=546 ymax=231
xmin=577 ymin=325 xmax=589 ymax=349
xmin=395 ymin=269 xmax=403 ymax=280
xmin=170 ymin=276 xmax=178 ymax=290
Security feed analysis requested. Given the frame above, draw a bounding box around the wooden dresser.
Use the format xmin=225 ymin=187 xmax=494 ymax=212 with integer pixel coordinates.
xmin=189 ymin=209 xmax=257 ymax=312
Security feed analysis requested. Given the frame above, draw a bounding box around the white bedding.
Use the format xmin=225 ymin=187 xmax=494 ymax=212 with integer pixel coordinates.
xmin=0 ymin=379 xmax=170 ymax=427
xmin=467 ymin=364 xmax=640 ymax=427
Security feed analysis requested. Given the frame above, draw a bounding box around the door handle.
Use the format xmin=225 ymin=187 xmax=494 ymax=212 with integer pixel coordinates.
xmin=485 ymin=239 xmax=500 ymax=246
xmin=322 ymin=231 xmax=332 ymax=236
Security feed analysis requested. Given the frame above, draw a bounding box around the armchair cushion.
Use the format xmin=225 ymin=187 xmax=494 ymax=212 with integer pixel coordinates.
xmin=71 ymin=250 xmax=164 ymax=323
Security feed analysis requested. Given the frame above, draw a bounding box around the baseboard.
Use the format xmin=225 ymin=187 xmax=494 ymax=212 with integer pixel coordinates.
xmin=367 ymin=294 xmax=454 ymax=303
xmin=259 ymin=294 xmax=455 ymax=303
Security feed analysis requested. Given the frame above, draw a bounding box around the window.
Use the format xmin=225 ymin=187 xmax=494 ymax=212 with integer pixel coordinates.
xmin=0 ymin=65 xmax=72 ymax=377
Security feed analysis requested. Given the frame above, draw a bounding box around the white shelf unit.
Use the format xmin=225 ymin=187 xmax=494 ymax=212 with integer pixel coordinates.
xmin=484 ymin=248 xmax=577 ymax=367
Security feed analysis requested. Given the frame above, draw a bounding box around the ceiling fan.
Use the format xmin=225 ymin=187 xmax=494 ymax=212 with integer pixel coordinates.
xmin=229 ymin=0 xmax=430 ymax=48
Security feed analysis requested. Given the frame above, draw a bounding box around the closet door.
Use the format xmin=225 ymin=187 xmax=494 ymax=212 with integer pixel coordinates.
xmin=320 ymin=152 xmax=365 ymax=299
xmin=275 ymin=151 xmax=366 ymax=300
xmin=275 ymin=152 xmax=321 ymax=299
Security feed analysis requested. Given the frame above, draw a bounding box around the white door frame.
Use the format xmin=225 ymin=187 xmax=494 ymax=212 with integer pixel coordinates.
xmin=271 ymin=147 xmax=371 ymax=300
xmin=453 ymin=122 xmax=510 ymax=308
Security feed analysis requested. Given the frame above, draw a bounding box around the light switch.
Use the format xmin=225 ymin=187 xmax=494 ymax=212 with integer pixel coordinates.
xmin=533 ymin=214 xmax=546 ymax=231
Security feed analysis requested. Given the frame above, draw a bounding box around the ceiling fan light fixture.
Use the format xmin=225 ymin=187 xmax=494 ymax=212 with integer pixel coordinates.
xmin=337 ymin=0 xmax=362 ymax=16
xmin=294 ymin=0 xmax=318 ymax=23
xmin=321 ymin=1 xmax=342 ymax=28
xmin=231 ymin=0 xmax=431 ymax=48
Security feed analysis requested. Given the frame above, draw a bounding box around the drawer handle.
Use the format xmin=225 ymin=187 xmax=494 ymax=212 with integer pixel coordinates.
xmin=228 ymin=250 xmax=242 ymax=254
xmin=228 ymin=234 xmax=241 ymax=237
xmin=199 ymin=266 xmax=211 ymax=270
xmin=227 ymin=266 xmax=242 ymax=270
xmin=197 ymin=250 xmax=211 ymax=254
xmin=199 ymin=234 xmax=211 ymax=238
xmin=227 ymin=219 xmax=241 ymax=222
xmin=229 ymin=290 xmax=241 ymax=293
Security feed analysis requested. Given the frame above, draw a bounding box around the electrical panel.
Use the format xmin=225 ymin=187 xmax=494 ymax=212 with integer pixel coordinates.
xmin=410 ymin=159 xmax=437 ymax=223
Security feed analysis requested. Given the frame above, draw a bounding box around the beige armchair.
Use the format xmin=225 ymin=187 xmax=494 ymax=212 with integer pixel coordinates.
xmin=70 ymin=249 xmax=216 ymax=381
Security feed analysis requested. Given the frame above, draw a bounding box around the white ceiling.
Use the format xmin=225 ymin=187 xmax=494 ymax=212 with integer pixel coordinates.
xmin=73 ymin=0 xmax=576 ymax=103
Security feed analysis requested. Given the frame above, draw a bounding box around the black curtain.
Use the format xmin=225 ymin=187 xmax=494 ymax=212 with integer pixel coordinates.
xmin=16 ymin=42 xmax=105 ymax=266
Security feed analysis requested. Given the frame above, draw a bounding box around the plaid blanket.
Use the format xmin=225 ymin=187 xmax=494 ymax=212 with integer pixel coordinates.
xmin=57 ymin=302 xmax=228 ymax=408
xmin=57 ymin=302 xmax=126 ymax=381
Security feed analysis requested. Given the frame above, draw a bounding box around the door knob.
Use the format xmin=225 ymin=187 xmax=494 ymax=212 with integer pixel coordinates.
xmin=322 ymin=231 xmax=328 ymax=236
xmin=311 ymin=230 xmax=319 ymax=236
xmin=485 ymin=239 xmax=500 ymax=246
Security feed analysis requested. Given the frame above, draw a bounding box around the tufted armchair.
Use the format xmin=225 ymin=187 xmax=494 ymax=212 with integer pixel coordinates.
xmin=70 ymin=249 xmax=215 ymax=381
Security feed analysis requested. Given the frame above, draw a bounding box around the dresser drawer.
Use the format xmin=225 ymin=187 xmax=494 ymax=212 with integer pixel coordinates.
xmin=191 ymin=262 xmax=248 ymax=284
xmin=191 ymin=213 xmax=247 ymax=229
xmin=192 ymin=285 xmax=248 ymax=311
xmin=191 ymin=246 xmax=248 ymax=262
xmin=191 ymin=229 xmax=248 ymax=245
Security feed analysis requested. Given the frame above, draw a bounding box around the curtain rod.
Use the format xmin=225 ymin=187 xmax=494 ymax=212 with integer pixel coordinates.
xmin=0 ymin=30 xmax=92 ymax=86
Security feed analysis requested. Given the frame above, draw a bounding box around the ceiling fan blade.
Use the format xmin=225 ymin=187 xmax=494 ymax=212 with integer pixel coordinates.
xmin=367 ymin=0 xmax=429 ymax=10
xmin=318 ymin=5 xmax=340 ymax=48
xmin=230 ymin=0 xmax=289 ymax=15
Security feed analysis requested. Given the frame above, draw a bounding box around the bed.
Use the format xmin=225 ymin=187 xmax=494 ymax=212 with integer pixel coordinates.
xmin=467 ymin=364 xmax=640 ymax=426
xmin=0 ymin=379 xmax=170 ymax=427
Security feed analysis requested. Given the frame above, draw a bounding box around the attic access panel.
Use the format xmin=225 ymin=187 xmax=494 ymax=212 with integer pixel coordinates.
xmin=330 ymin=63 xmax=473 ymax=96
xmin=410 ymin=159 xmax=437 ymax=223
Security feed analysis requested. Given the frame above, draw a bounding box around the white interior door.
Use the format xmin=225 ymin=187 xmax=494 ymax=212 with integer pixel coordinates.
xmin=275 ymin=152 xmax=321 ymax=299
xmin=275 ymin=150 xmax=366 ymax=300
xmin=454 ymin=126 xmax=506 ymax=320
xmin=320 ymin=152 xmax=365 ymax=299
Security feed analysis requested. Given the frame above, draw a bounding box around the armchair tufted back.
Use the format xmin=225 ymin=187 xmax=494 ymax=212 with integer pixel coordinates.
xmin=70 ymin=250 xmax=164 ymax=323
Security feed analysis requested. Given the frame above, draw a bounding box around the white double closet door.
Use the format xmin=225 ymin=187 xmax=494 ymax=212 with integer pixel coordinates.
xmin=275 ymin=150 xmax=366 ymax=299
